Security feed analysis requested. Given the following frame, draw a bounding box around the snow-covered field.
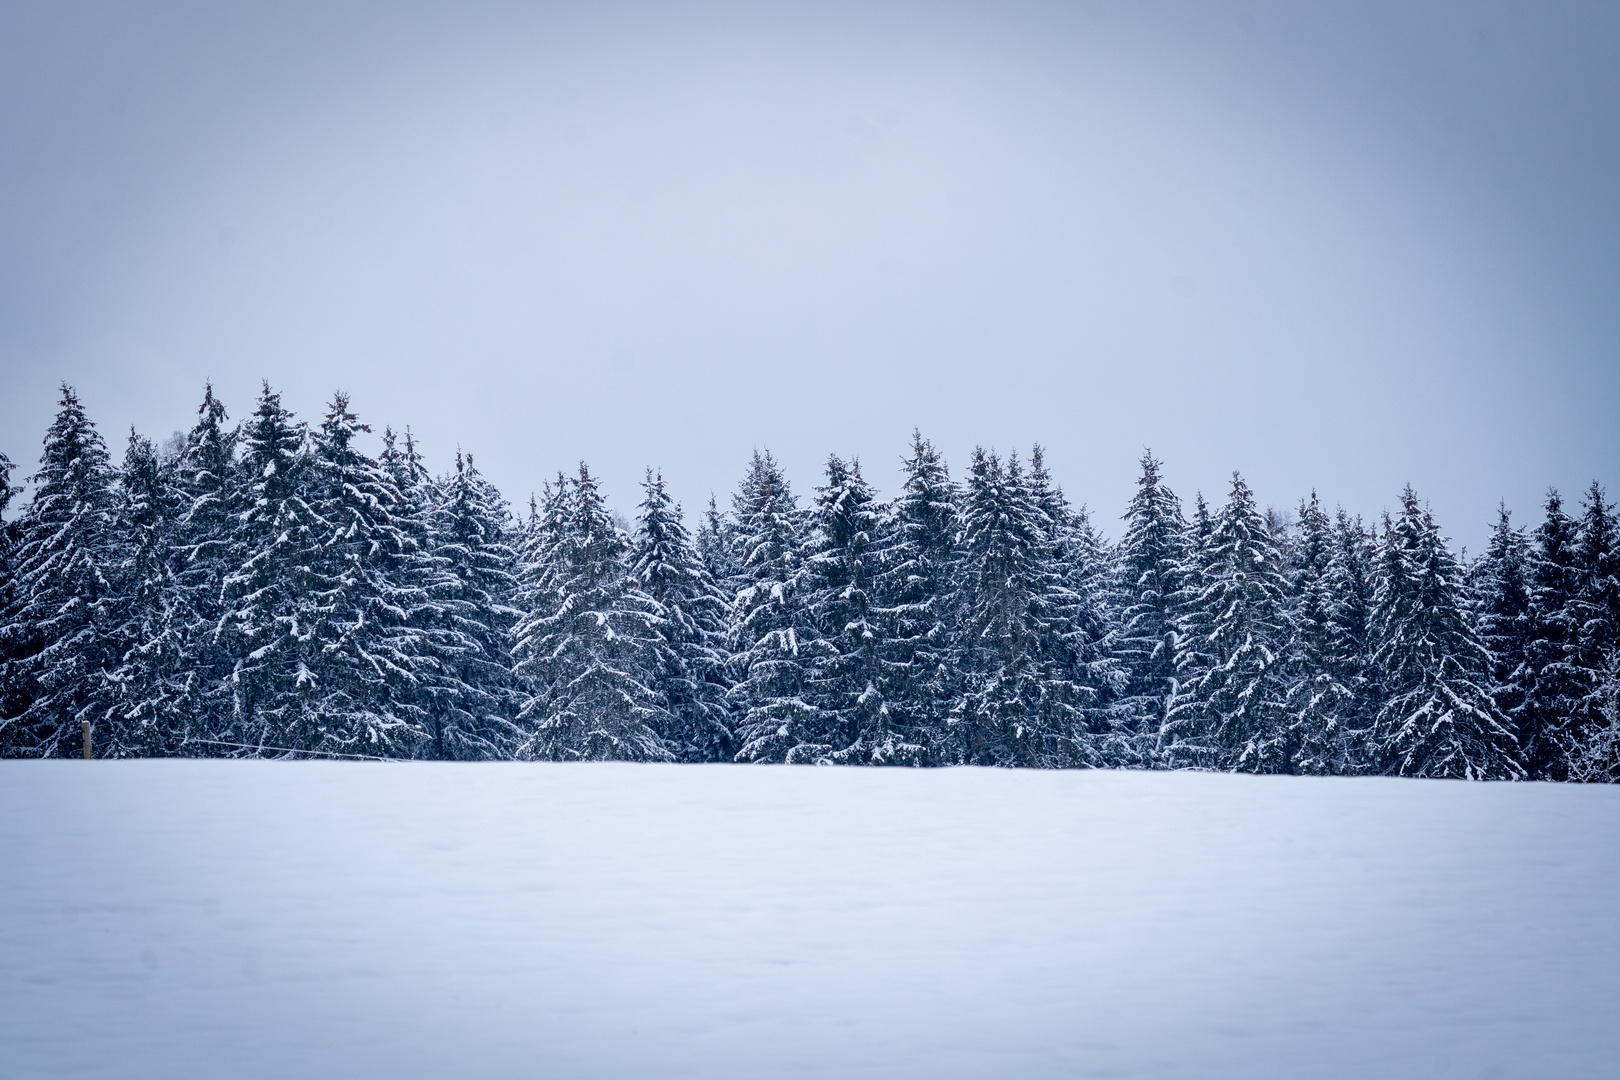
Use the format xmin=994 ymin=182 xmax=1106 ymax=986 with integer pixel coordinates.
xmin=1 ymin=764 xmax=1616 ymax=1079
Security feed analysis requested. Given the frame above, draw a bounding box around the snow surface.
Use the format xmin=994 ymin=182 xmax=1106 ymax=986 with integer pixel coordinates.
xmin=2 ymin=763 xmax=1617 ymax=1079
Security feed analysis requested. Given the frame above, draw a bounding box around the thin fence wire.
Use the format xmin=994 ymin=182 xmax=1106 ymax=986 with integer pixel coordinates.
xmin=185 ymin=738 xmax=402 ymax=763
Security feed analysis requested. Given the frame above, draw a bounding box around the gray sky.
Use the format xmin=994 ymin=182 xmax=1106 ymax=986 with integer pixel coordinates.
xmin=2 ymin=0 xmax=1617 ymax=548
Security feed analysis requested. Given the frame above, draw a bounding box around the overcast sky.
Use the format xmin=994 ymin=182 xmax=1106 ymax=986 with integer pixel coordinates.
xmin=2 ymin=0 xmax=1616 ymax=548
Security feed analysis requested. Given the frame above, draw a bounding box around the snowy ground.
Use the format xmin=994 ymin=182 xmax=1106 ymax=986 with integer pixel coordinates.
xmin=2 ymin=764 xmax=1616 ymax=1079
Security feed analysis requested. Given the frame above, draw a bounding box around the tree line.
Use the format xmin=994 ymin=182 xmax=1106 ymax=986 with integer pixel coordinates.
xmin=1 ymin=382 xmax=1616 ymax=780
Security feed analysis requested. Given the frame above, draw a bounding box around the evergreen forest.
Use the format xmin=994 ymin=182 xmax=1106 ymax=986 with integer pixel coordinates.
xmin=3 ymin=382 xmax=1617 ymax=781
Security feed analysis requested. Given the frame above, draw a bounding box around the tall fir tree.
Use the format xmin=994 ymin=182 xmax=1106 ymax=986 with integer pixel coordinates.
xmin=1029 ymin=447 xmax=1127 ymax=761
xmin=1326 ymin=509 xmax=1381 ymax=769
xmin=0 ymin=386 xmax=121 ymax=757
xmin=803 ymin=455 xmax=906 ymax=764
xmin=294 ymin=394 xmax=435 ymax=754
xmin=0 ymin=449 xmax=23 ymax=733
xmin=727 ymin=449 xmax=826 ymax=763
xmin=1569 ymin=482 xmax=1620 ymax=764
xmin=1519 ymin=490 xmax=1584 ymax=779
xmin=1164 ymin=473 xmax=1293 ymax=772
xmin=1115 ymin=450 xmax=1188 ymax=766
xmin=870 ymin=432 xmax=961 ymax=764
xmin=630 ymin=469 xmax=733 ymax=762
xmin=512 ymin=464 xmax=672 ymax=761
xmin=169 ymin=384 xmax=241 ymax=752
xmin=103 ymin=430 xmax=188 ymax=756
xmin=217 ymin=382 xmax=314 ymax=751
xmin=1285 ymin=493 xmax=1360 ymax=774
xmin=1471 ymin=505 xmax=1534 ymax=750
xmin=950 ymin=449 xmax=1094 ymax=767
xmin=1371 ymin=488 xmax=1521 ymax=780
xmin=412 ymin=449 xmax=525 ymax=759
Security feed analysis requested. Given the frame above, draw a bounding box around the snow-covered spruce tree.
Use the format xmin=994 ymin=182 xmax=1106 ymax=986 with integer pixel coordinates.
xmin=1518 ymin=490 xmax=1585 ymax=779
xmin=102 ymin=430 xmax=188 ymax=756
xmin=376 ymin=425 xmax=513 ymax=759
xmin=414 ymin=449 xmax=525 ymax=759
xmin=1325 ymin=509 xmax=1381 ymax=770
xmin=950 ymin=449 xmax=1095 ymax=768
xmin=1470 ymin=504 xmax=1534 ymax=750
xmin=1568 ymin=481 xmax=1620 ymax=765
xmin=1285 ymin=493 xmax=1359 ymax=774
xmin=802 ymin=454 xmax=908 ymax=764
xmin=216 ymin=382 xmax=316 ymax=752
xmin=1028 ymin=446 xmax=1127 ymax=761
xmin=0 ymin=450 xmax=30 ymax=741
xmin=1115 ymin=450 xmax=1188 ymax=766
xmin=0 ymin=449 xmax=23 ymax=734
xmin=1164 ymin=472 xmax=1292 ymax=773
xmin=1370 ymin=488 xmax=1521 ymax=780
xmin=512 ymin=465 xmax=672 ymax=761
xmin=726 ymin=449 xmax=827 ymax=763
xmin=1160 ymin=491 xmax=1217 ymax=765
xmin=0 ymin=385 xmax=121 ymax=757
xmin=631 ymin=469 xmax=733 ymax=762
xmin=219 ymin=387 xmax=424 ymax=755
xmin=290 ymin=393 xmax=432 ymax=755
xmin=169 ymin=384 xmax=241 ymax=752
xmin=869 ymin=431 xmax=960 ymax=764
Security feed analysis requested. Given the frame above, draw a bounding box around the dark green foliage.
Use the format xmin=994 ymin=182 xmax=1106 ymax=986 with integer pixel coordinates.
xmin=1520 ymin=490 xmax=1585 ymax=779
xmin=950 ymin=449 xmax=1095 ymax=767
xmin=513 ymin=464 xmax=671 ymax=761
xmin=1471 ymin=504 xmax=1533 ymax=752
xmin=726 ymin=450 xmax=824 ymax=763
xmin=869 ymin=432 xmax=960 ymax=763
xmin=1165 ymin=473 xmax=1292 ymax=772
xmin=803 ymin=455 xmax=900 ymax=764
xmin=416 ymin=449 xmax=526 ymax=759
xmin=1371 ymin=489 xmax=1521 ymax=780
xmin=0 ymin=386 xmax=121 ymax=757
xmin=631 ymin=470 xmax=733 ymax=762
xmin=1115 ymin=450 xmax=1188 ymax=765
xmin=1286 ymin=494 xmax=1360 ymax=774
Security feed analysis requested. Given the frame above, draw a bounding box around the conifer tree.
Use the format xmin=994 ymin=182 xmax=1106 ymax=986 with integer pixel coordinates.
xmin=803 ymin=455 xmax=900 ymax=764
xmin=0 ymin=386 xmax=121 ymax=756
xmin=1326 ymin=509 xmax=1380 ymax=768
xmin=1569 ymin=482 xmax=1620 ymax=762
xmin=410 ymin=450 xmax=525 ymax=759
xmin=1286 ymin=493 xmax=1359 ymax=774
xmin=169 ymin=383 xmax=241 ymax=751
xmin=869 ymin=432 xmax=960 ymax=764
xmin=1519 ymin=490 xmax=1584 ymax=778
xmin=0 ymin=450 xmax=23 ymax=734
xmin=1165 ymin=473 xmax=1292 ymax=772
xmin=727 ymin=449 xmax=826 ymax=763
xmin=217 ymin=382 xmax=313 ymax=751
xmin=286 ymin=393 xmax=431 ymax=755
xmin=1371 ymin=488 xmax=1521 ymax=779
xmin=950 ymin=449 xmax=1093 ymax=767
xmin=630 ymin=469 xmax=733 ymax=762
xmin=103 ymin=430 xmax=188 ymax=756
xmin=1029 ymin=447 xmax=1127 ymax=760
xmin=1116 ymin=450 xmax=1188 ymax=765
xmin=1471 ymin=505 xmax=1534 ymax=747
xmin=512 ymin=464 xmax=672 ymax=761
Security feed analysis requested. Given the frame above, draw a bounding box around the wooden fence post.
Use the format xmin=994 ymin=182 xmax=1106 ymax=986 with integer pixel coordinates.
xmin=82 ymin=721 xmax=92 ymax=760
